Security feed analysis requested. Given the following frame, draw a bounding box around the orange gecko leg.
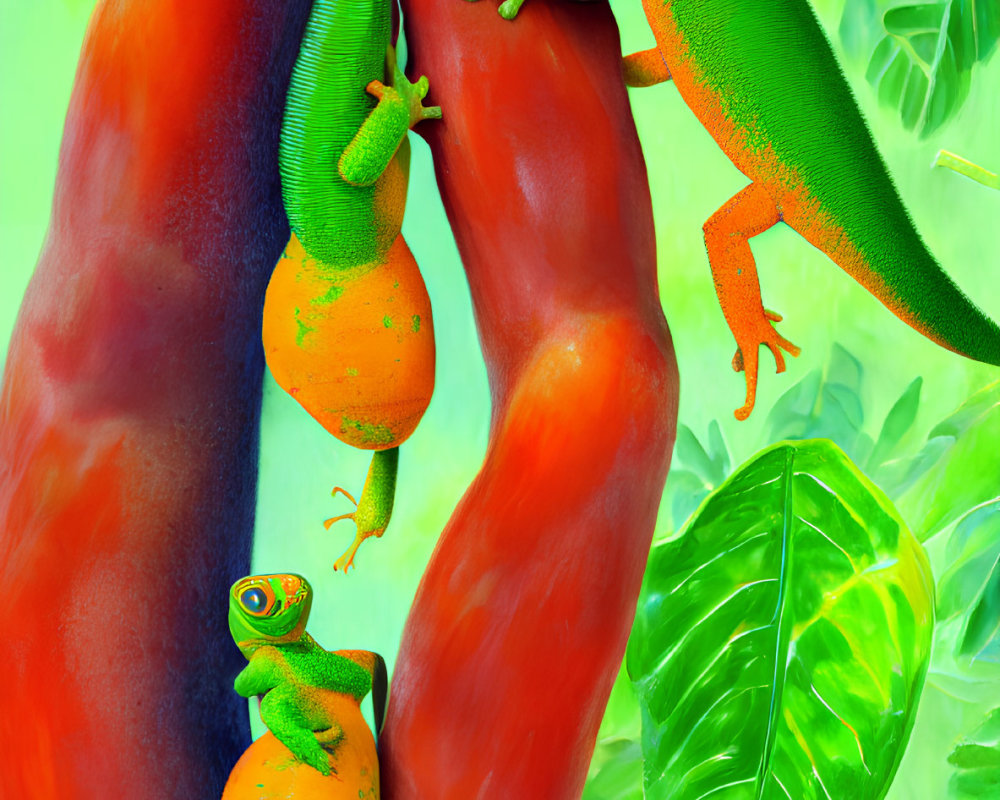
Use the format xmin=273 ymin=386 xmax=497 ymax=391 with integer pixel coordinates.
xmin=703 ymin=181 xmax=801 ymax=420
xmin=329 ymin=486 xmax=357 ymax=506
xmin=622 ymin=48 xmax=672 ymax=88
xmin=325 ymin=498 xmax=385 ymax=574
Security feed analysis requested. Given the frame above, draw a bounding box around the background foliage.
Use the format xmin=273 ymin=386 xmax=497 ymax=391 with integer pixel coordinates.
xmin=1 ymin=1 xmax=998 ymax=797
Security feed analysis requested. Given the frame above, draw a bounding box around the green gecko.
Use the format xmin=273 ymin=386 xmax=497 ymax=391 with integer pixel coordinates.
xmin=263 ymin=0 xmax=440 ymax=570
xmin=490 ymin=0 xmax=1000 ymax=420
xmin=228 ymin=573 xmax=387 ymax=776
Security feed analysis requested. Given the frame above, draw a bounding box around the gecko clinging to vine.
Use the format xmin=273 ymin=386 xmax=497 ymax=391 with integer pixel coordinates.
xmin=263 ymin=0 xmax=441 ymax=569
xmin=489 ymin=0 xmax=1000 ymax=420
xmin=223 ymin=573 xmax=386 ymax=796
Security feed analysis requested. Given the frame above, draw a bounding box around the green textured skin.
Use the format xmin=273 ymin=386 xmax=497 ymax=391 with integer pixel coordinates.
xmin=229 ymin=575 xmax=378 ymax=775
xmin=235 ymin=636 xmax=373 ymax=703
xmin=278 ymin=0 xmax=392 ymax=267
xmin=339 ymin=89 xmax=413 ymax=187
xmin=666 ymin=0 xmax=1000 ymax=365
xmin=357 ymin=446 xmax=398 ymax=534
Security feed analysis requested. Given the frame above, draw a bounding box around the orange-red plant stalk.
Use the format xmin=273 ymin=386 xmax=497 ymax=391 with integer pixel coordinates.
xmin=379 ymin=2 xmax=680 ymax=797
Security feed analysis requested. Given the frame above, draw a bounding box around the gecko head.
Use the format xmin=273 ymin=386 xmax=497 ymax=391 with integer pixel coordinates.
xmin=228 ymin=573 xmax=313 ymax=656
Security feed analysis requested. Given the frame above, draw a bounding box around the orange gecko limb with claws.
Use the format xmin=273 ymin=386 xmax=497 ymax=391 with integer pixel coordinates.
xmin=498 ymin=0 xmax=1000 ymax=420
xmin=624 ymin=0 xmax=1000 ymax=419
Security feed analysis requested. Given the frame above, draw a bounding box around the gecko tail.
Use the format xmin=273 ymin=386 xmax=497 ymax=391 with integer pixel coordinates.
xmin=866 ymin=243 xmax=1000 ymax=368
xmin=371 ymin=653 xmax=387 ymax=738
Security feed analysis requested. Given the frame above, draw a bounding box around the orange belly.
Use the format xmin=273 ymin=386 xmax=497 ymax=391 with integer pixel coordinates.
xmin=223 ymin=694 xmax=379 ymax=800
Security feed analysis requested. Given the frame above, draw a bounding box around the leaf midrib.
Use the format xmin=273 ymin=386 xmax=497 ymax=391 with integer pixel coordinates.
xmin=755 ymin=446 xmax=797 ymax=799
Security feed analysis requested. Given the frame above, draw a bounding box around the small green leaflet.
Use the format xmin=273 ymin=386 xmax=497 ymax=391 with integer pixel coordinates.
xmin=862 ymin=0 xmax=999 ymax=138
xmin=896 ymin=381 xmax=1000 ymax=541
xmin=628 ymin=439 xmax=934 ymax=799
xmin=937 ymin=500 xmax=1000 ymax=666
xmin=948 ymin=707 xmax=1000 ymax=797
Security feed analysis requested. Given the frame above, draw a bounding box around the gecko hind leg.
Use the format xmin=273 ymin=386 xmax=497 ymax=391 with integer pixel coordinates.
xmin=324 ymin=448 xmax=399 ymax=573
xmin=703 ymin=182 xmax=801 ymax=420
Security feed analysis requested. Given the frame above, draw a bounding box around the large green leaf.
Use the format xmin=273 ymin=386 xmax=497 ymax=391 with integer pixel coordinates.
xmin=864 ymin=0 xmax=1000 ymax=138
xmin=948 ymin=707 xmax=1000 ymax=797
xmin=628 ymin=439 xmax=934 ymax=800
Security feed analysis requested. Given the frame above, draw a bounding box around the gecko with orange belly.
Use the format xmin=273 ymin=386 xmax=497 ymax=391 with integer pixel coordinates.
xmin=264 ymin=0 xmax=441 ymax=571
xmin=492 ymin=0 xmax=1000 ymax=419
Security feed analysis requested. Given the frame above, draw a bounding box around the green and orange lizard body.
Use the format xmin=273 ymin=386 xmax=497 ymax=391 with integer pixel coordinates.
xmin=223 ymin=573 xmax=386 ymax=795
xmin=496 ymin=0 xmax=1000 ymax=418
xmin=264 ymin=0 xmax=440 ymax=570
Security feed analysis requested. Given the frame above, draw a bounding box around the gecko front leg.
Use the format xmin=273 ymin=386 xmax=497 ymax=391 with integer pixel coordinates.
xmin=703 ymin=181 xmax=801 ymax=420
xmin=461 ymin=0 xmax=525 ymax=20
xmin=233 ymin=647 xmax=287 ymax=697
xmin=622 ymin=48 xmax=672 ymax=87
xmin=338 ymin=51 xmax=441 ymax=188
xmin=259 ymin=686 xmax=341 ymax=776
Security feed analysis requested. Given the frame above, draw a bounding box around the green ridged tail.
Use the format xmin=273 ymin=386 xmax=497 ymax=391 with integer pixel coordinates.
xmin=279 ymin=0 xmax=391 ymax=268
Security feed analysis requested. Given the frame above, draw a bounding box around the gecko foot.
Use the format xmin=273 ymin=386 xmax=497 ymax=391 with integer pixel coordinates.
xmin=331 ymin=525 xmax=386 ymax=573
xmin=324 ymin=492 xmax=386 ymax=573
xmin=323 ymin=485 xmax=357 ymax=530
xmin=299 ymin=740 xmax=334 ymax=776
xmin=366 ymin=67 xmax=442 ymax=132
xmin=498 ymin=0 xmax=526 ymax=19
xmin=730 ymin=309 xmax=800 ymax=421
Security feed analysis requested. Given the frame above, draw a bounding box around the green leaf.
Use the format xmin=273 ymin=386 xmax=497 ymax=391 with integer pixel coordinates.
xmin=763 ymin=346 xmax=872 ymax=464
xmin=897 ymin=382 xmax=1000 ymax=539
xmin=877 ymin=435 xmax=952 ymax=498
xmin=960 ymin=563 xmax=1000 ymax=664
xmin=936 ymin=500 xmax=1000 ymax=666
xmin=627 ymin=439 xmax=934 ymax=800
xmin=764 ymin=369 xmax=822 ymax=441
xmin=930 ymin=381 xmax=1000 ymax=439
xmin=868 ymin=377 xmax=923 ymax=475
xmin=826 ymin=343 xmax=865 ymax=393
xmin=664 ymin=469 xmax=713 ymax=531
xmin=866 ymin=0 xmax=999 ymax=137
xmin=584 ymin=662 xmax=644 ymax=800
xmin=674 ymin=425 xmax=718 ymax=485
xmin=948 ymin=708 xmax=1000 ymax=797
xmin=583 ymin=738 xmax=644 ymax=800
xmin=706 ymin=420 xmax=731 ymax=481
xmin=938 ymin=501 xmax=1000 ymax=619
xmin=664 ymin=424 xmax=733 ymax=532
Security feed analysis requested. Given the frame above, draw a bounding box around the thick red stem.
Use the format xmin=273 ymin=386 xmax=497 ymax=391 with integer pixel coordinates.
xmin=0 ymin=1 xmax=311 ymax=796
xmin=380 ymin=2 xmax=679 ymax=797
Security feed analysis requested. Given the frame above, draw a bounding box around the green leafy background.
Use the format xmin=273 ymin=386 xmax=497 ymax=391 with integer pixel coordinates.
xmin=2 ymin=1 xmax=998 ymax=797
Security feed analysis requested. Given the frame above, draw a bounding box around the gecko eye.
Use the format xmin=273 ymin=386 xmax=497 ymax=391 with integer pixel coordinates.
xmin=241 ymin=587 xmax=268 ymax=614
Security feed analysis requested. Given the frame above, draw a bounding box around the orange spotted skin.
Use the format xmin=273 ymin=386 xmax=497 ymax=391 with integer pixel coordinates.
xmin=262 ymin=231 xmax=434 ymax=450
xmin=638 ymin=0 xmax=1000 ymax=418
xmin=222 ymin=700 xmax=378 ymax=799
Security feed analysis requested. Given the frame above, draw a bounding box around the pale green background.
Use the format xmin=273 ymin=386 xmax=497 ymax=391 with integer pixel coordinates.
xmin=2 ymin=1 xmax=999 ymax=796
